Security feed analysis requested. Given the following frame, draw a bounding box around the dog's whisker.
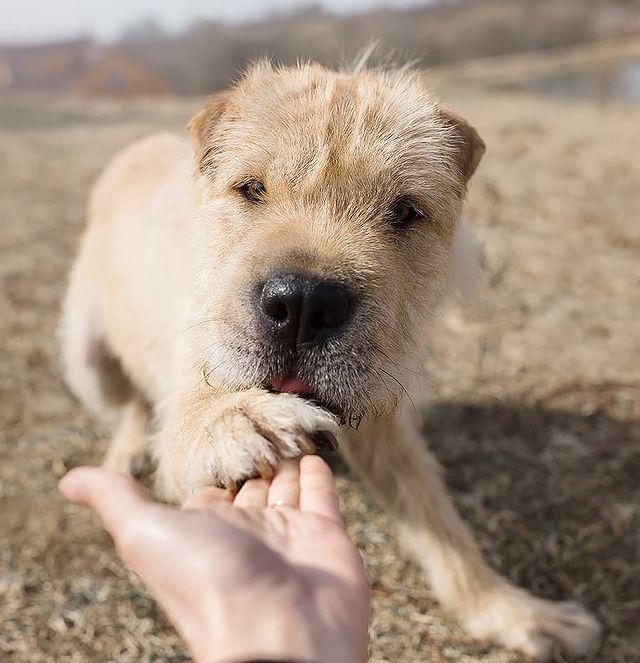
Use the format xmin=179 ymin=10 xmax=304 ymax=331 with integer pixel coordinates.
xmin=376 ymin=365 xmax=418 ymax=417
xmin=378 ymin=347 xmax=428 ymax=380
xmin=180 ymin=317 xmax=228 ymax=335
xmin=371 ymin=366 xmax=403 ymax=413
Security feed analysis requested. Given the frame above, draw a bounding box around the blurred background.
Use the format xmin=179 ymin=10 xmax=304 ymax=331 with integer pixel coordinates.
xmin=1 ymin=2 xmax=639 ymax=662
xmin=2 ymin=0 xmax=640 ymax=98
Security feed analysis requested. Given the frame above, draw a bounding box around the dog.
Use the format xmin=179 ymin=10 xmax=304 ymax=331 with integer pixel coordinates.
xmin=60 ymin=61 xmax=600 ymax=660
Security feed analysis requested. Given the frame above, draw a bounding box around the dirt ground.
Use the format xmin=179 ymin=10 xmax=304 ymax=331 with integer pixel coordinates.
xmin=0 ymin=77 xmax=638 ymax=662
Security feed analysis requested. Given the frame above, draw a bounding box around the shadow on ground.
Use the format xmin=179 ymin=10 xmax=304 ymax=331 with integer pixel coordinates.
xmin=327 ymin=399 xmax=639 ymax=661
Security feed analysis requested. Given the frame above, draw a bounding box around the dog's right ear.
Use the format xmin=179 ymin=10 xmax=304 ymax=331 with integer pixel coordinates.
xmin=438 ymin=107 xmax=486 ymax=186
xmin=188 ymin=91 xmax=231 ymax=173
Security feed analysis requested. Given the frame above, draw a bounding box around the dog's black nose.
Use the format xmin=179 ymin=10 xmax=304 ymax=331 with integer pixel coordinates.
xmin=260 ymin=274 xmax=351 ymax=346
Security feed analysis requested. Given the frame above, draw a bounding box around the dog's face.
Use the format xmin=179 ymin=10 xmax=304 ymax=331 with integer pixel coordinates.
xmin=188 ymin=62 xmax=484 ymax=421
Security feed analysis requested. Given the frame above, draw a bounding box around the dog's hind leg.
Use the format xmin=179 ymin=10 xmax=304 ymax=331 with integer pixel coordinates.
xmin=102 ymin=397 xmax=149 ymax=475
xmin=60 ymin=261 xmax=150 ymax=474
xmin=341 ymin=412 xmax=600 ymax=661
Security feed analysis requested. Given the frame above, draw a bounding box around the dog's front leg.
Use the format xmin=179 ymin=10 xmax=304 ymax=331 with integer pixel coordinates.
xmin=154 ymin=386 xmax=338 ymax=502
xmin=341 ymin=412 xmax=600 ymax=661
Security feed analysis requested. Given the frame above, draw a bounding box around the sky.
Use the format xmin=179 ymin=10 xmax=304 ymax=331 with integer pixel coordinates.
xmin=0 ymin=0 xmax=429 ymax=45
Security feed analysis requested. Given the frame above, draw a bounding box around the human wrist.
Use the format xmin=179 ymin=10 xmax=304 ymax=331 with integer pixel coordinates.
xmin=190 ymin=588 xmax=326 ymax=663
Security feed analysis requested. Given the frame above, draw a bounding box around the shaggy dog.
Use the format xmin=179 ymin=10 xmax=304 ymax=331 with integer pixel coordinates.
xmin=61 ymin=61 xmax=599 ymax=659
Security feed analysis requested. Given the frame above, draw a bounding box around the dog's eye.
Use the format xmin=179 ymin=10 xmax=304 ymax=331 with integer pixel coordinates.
xmin=388 ymin=198 xmax=423 ymax=228
xmin=238 ymin=179 xmax=266 ymax=203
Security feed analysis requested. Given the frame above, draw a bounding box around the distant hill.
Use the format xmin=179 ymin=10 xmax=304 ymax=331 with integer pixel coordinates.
xmin=2 ymin=1 xmax=639 ymax=97
xmin=116 ymin=0 xmax=640 ymax=94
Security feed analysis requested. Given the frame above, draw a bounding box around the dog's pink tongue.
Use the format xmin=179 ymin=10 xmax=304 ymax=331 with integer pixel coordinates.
xmin=271 ymin=376 xmax=313 ymax=396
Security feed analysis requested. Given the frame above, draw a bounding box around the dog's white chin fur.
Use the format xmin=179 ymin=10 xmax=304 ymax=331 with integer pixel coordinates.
xmin=450 ymin=219 xmax=484 ymax=302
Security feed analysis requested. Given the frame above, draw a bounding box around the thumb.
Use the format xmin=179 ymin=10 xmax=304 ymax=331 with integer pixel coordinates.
xmin=59 ymin=466 xmax=155 ymax=539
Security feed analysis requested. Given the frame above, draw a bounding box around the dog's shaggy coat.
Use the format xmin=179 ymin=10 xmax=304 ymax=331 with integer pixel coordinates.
xmin=61 ymin=62 xmax=600 ymax=659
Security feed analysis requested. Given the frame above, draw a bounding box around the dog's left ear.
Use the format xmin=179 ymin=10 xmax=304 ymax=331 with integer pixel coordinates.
xmin=188 ymin=90 xmax=232 ymax=173
xmin=439 ymin=107 xmax=486 ymax=184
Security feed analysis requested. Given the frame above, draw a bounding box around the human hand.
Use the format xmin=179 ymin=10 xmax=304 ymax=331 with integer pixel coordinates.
xmin=59 ymin=456 xmax=370 ymax=663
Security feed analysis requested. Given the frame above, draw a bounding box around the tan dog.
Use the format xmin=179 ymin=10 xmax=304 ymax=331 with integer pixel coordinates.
xmin=60 ymin=62 xmax=599 ymax=659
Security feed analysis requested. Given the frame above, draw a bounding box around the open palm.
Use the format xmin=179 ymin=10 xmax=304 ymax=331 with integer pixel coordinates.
xmin=60 ymin=456 xmax=370 ymax=663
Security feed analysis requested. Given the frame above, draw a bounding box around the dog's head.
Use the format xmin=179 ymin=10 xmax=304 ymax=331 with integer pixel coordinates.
xmin=187 ymin=62 xmax=484 ymax=421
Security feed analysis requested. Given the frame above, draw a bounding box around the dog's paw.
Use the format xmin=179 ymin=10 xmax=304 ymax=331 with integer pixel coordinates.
xmin=102 ymin=445 xmax=148 ymax=476
xmin=182 ymin=389 xmax=338 ymax=493
xmin=463 ymin=585 xmax=601 ymax=660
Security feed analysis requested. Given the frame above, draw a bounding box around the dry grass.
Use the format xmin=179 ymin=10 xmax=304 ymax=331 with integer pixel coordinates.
xmin=0 ymin=78 xmax=638 ymax=661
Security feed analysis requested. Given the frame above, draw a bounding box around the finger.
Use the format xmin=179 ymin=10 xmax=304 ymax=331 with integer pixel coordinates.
xmin=182 ymin=486 xmax=233 ymax=511
xmin=233 ymin=477 xmax=269 ymax=509
xmin=59 ymin=466 xmax=155 ymax=537
xmin=298 ymin=455 xmax=343 ymax=524
xmin=267 ymin=459 xmax=300 ymax=509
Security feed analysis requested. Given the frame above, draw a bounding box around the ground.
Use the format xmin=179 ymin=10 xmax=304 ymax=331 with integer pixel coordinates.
xmin=0 ymin=75 xmax=638 ymax=662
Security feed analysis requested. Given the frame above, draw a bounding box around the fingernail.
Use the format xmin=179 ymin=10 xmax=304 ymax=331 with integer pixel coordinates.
xmin=58 ymin=469 xmax=86 ymax=502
